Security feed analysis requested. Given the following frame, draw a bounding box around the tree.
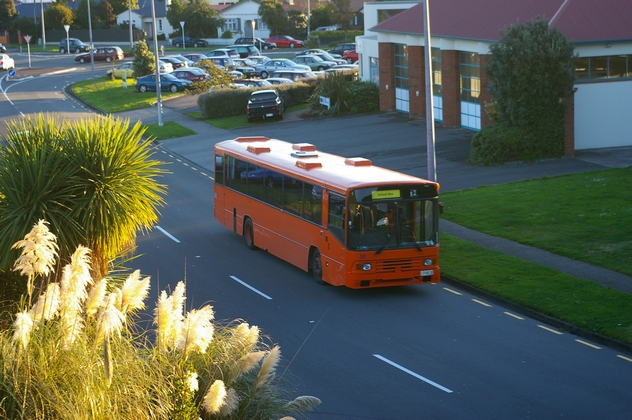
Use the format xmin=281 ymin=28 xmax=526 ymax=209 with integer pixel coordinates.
xmin=106 ymin=0 xmax=137 ymax=17
xmin=259 ymin=0 xmax=288 ymax=36
xmin=331 ymin=0 xmax=355 ymax=33
xmin=485 ymin=18 xmax=576 ymax=127
xmin=44 ymin=2 xmax=74 ymax=30
xmin=132 ymin=40 xmax=155 ymax=78
xmin=187 ymin=59 xmax=234 ymax=95
xmin=9 ymin=16 xmax=37 ymax=40
xmin=74 ymin=0 xmax=99 ymax=30
xmin=0 ymin=114 xmax=167 ymax=279
xmin=471 ymin=18 xmax=576 ymax=165
xmin=0 ymin=0 xmax=17 ymax=31
xmin=96 ymin=0 xmax=117 ymax=29
xmin=310 ymin=3 xmax=337 ymax=31
xmin=167 ymin=0 xmax=223 ymax=38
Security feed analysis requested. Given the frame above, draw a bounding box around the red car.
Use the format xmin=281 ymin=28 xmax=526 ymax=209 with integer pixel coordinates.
xmin=342 ymin=50 xmax=358 ymax=64
xmin=75 ymin=46 xmax=124 ymax=64
xmin=171 ymin=68 xmax=209 ymax=82
xmin=265 ymin=35 xmax=304 ymax=48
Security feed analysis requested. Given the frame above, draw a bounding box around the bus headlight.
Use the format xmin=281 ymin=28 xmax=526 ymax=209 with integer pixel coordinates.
xmin=362 ymin=263 xmax=372 ymax=271
xmin=424 ymin=259 xmax=433 ymax=266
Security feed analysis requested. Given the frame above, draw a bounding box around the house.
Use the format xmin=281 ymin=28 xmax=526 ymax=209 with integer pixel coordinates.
xmin=217 ymin=0 xmax=270 ymax=40
xmin=115 ymin=0 xmax=175 ymax=40
xmin=357 ymin=0 xmax=632 ymax=151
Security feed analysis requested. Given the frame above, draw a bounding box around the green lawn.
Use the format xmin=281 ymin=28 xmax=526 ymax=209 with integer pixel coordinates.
xmin=70 ymin=76 xmax=184 ymax=114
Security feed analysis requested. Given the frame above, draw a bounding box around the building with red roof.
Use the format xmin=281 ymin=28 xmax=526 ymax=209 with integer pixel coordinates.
xmin=356 ymin=0 xmax=632 ymax=152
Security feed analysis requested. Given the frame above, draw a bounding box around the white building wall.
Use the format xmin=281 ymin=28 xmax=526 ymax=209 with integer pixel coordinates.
xmin=574 ymin=80 xmax=632 ymax=149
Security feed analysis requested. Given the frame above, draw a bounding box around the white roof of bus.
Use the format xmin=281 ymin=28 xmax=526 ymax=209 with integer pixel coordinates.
xmin=215 ymin=137 xmax=439 ymax=193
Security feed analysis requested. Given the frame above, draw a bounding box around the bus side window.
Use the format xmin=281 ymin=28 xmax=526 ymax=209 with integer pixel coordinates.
xmin=327 ymin=193 xmax=345 ymax=244
xmin=303 ymin=182 xmax=321 ymax=224
xmin=264 ymin=169 xmax=283 ymax=208
xmin=214 ymin=155 xmax=224 ymax=185
xmin=283 ymin=179 xmax=304 ymax=215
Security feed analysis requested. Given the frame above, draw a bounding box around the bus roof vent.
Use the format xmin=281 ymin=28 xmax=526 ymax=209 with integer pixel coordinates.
xmin=247 ymin=145 xmax=271 ymax=154
xmin=292 ymin=143 xmax=317 ymax=152
xmin=295 ymin=160 xmax=322 ymax=170
xmin=235 ymin=136 xmax=270 ymax=142
xmin=291 ymin=151 xmax=319 ymax=158
xmin=345 ymin=157 xmax=372 ymax=166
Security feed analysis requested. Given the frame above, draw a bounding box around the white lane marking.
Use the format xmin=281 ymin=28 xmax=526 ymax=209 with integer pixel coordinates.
xmin=617 ymin=355 xmax=632 ymax=363
xmin=443 ymin=287 xmax=462 ymax=295
xmin=230 ymin=275 xmax=272 ymax=300
xmin=373 ymin=354 xmax=453 ymax=393
xmin=472 ymin=298 xmax=492 ymax=307
xmin=504 ymin=311 xmax=524 ymax=320
xmin=155 ymin=226 xmax=181 ymax=243
xmin=538 ymin=325 xmax=563 ymax=335
xmin=575 ymin=339 xmax=601 ymax=350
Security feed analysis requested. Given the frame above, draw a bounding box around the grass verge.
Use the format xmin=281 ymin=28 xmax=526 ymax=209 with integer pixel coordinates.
xmin=440 ymin=167 xmax=632 ymax=276
xmin=441 ymin=233 xmax=632 ymax=345
xmin=143 ymin=121 xmax=195 ymax=140
xmin=71 ymin=76 xmax=184 ymax=113
xmin=186 ymin=103 xmax=311 ymax=130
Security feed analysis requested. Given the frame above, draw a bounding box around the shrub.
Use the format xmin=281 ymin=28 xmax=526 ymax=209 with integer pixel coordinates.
xmin=304 ymin=34 xmax=320 ymax=49
xmin=470 ymin=120 xmax=564 ymax=165
xmin=348 ymin=81 xmax=379 ymax=113
xmin=198 ymin=84 xmax=314 ymax=119
xmin=132 ymin=40 xmax=155 ymax=78
xmin=310 ymin=75 xmax=379 ymax=116
xmin=0 ymin=221 xmax=321 ymax=419
xmin=221 ymin=30 xmax=233 ymax=39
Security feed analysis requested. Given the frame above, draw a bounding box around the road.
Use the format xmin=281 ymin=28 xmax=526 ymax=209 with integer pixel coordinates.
xmin=1 ymin=53 xmax=631 ymax=419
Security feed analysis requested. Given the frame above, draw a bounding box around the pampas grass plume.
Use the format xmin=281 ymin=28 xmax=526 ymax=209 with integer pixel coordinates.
xmin=202 ymin=379 xmax=226 ymax=414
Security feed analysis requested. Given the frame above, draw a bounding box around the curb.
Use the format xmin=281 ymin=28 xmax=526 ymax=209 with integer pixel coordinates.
xmin=440 ymin=274 xmax=632 ymax=354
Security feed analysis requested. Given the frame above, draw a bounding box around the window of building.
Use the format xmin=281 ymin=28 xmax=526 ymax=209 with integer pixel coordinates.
xmin=225 ymin=19 xmax=239 ymax=33
xmin=574 ymin=55 xmax=630 ymax=80
xmin=394 ymin=44 xmax=408 ymax=90
xmin=432 ymin=47 xmax=442 ymax=121
xmin=459 ymin=52 xmax=480 ymax=130
xmin=370 ymin=57 xmax=379 ymax=85
xmin=158 ymin=19 xmax=163 ymax=32
xmin=378 ymin=9 xmax=406 ymax=23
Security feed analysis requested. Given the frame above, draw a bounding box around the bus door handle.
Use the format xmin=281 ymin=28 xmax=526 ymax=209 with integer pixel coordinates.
xmin=321 ymin=230 xmax=324 ymax=239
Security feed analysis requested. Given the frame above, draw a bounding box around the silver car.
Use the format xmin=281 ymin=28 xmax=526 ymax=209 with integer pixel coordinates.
xmin=254 ymin=58 xmax=310 ymax=78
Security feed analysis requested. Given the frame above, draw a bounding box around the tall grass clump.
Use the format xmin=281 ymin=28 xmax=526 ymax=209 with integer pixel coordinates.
xmin=0 ymin=220 xmax=320 ymax=419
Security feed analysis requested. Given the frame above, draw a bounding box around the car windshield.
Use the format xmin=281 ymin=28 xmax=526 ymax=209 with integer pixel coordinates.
xmin=346 ymin=186 xmax=439 ymax=252
xmin=250 ymin=93 xmax=277 ymax=102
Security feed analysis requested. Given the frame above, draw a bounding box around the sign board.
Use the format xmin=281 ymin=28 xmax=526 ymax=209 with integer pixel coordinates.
xmin=319 ymin=96 xmax=330 ymax=109
xmin=8 ymin=69 xmax=16 ymax=77
xmin=24 ymin=35 xmax=32 ymax=43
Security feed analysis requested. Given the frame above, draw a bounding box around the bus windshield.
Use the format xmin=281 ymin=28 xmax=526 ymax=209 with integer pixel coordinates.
xmin=347 ymin=186 xmax=438 ymax=251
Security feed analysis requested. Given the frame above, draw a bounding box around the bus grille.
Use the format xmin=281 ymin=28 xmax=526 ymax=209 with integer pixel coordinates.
xmin=376 ymin=258 xmax=420 ymax=273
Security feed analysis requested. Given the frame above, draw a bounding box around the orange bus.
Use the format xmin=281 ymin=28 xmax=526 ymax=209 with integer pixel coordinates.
xmin=213 ymin=136 xmax=440 ymax=289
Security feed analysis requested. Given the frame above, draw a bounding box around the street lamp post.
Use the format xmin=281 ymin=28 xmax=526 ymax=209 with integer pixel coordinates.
xmin=64 ymin=25 xmax=70 ymax=54
xmin=39 ymin=0 xmax=46 ymax=51
xmin=423 ymin=0 xmax=436 ymax=182
xmin=180 ymin=21 xmax=185 ymax=50
xmin=87 ymin=0 xmax=95 ymax=79
xmin=150 ymin=0 xmax=164 ymax=126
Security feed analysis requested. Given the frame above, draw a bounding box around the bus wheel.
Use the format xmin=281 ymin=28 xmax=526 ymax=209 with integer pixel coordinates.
xmin=311 ymin=249 xmax=324 ymax=284
xmin=244 ymin=218 xmax=256 ymax=250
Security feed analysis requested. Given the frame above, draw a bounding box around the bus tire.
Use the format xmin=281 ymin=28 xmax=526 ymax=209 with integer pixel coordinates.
xmin=244 ymin=218 xmax=256 ymax=250
xmin=311 ymin=249 xmax=324 ymax=284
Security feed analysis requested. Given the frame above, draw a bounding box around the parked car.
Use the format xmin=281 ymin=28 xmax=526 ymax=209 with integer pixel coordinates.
xmin=295 ymin=48 xmax=342 ymax=60
xmin=328 ymin=42 xmax=356 ymax=56
xmin=245 ymin=56 xmax=270 ymax=66
xmin=171 ymin=36 xmax=208 ymax=48
xmin=343 ymin=50 xmax=359 ymax=63
xmin=59 ymin=38 xmax=91 ymax=54
xmin=246 ymin=89 xmax=284 ymax=122
xmin=232 ymin=79 xmax=272 ymax=88
xmin=228 ymin=44 xmax=261 ymax=58
xmin=135 ymin=73 xmax=192 ymax=93
xmin=254 ymin=58 xmax=310 ymax=78
xmin=325 ymin=64 xmax=359 ymax=80
xmin=171 ymin=67 xmax=209 ymax=82
xmin=265 ymin=35 xmax=304 ymax=48
xmin=182 ymin=53 xmax=206 ymax=63
xmin=270 ymin=69 xmax=318 ymax=82
xmin=265 ymin=77 xmax=294 ymax=85
xmin=158 ymin=60 xmax=174 ymax=73
xmin=106 ymin=61 xmax=135 ymax=79
xmin=75 ymin=46 xmax=124 ymax=64
xmin=234 ymin=37 xmax=277 ymax=50
xmin=166 ymin=54 xmax=195 ymax=67
xmin=314 ymin=26 xmax=339 ymax=31
xmin=0 ymin=54 xmax=15 ymax=70
xmin=160 ymin=56 xmax=188 ymax=69
xmin=232 ymin=58 xmax=257 ymax=78
xmin=196 ymin=57 xmax=235 ymax=71
xmin=293 ymin=55 xmax=336 ymax=71
xmin=0 ymin=44 xmax=6 ymax=53
xmin=205 ymin=48 xmax=239 ymax=59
